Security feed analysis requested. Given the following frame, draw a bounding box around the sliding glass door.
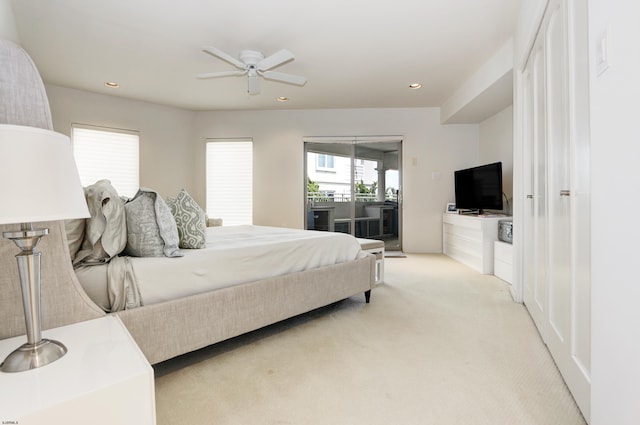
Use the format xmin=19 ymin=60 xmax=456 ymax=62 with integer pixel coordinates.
xmin=304 ymin=137 xmax=402 ymax=251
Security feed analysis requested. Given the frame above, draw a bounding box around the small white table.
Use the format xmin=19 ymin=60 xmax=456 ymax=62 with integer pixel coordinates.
xmin=494 ymin=240 xmax=513 ymax=284
xmin=357 ymin=238 xmax=385 ymax=283
xmin=0 ymin=316 xmax=156 ymax=425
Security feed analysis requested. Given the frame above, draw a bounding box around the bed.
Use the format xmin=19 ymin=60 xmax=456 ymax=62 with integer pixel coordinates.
xmin=0 ymin=39 xmax=375 ymax=365
xmin=75 ymin=224 xmax=367 ymax=312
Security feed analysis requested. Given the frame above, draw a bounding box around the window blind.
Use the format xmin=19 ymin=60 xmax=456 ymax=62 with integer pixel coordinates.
xmin=71 ymin=125 xmax=139 ymax=198
xmin=206 ymin=140 xmax=253 ymax=225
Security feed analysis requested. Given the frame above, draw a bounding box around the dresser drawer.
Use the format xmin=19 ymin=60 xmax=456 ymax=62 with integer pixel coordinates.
xmin=443 ymin=213 xmax=482 ymax=230
xmin=443 ymin=231 xmax=482 ymax=256
xmin=444 ymin=243 xmax=483 ymax=272
xmin=443 ymin=222 xmax=482 ymax=241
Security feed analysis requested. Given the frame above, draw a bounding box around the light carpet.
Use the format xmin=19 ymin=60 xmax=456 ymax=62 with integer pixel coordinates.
xmin=154 ymin=254 xmax=586 ymax=425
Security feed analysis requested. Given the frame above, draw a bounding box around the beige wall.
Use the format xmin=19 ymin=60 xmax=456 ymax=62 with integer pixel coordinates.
xmin=0 ymin=0 xmax=20 ymax=43
xmin=479 ymin=105 xmax=513 ymax=210
xmin=45 ymin=84 xmax=195 ymax=200
xmin=191 ymin=108 xmax=479 ymax=253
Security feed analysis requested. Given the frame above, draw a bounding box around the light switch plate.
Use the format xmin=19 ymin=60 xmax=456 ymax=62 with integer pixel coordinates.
xmin=596 ymin=28 xmax=610 ymax=76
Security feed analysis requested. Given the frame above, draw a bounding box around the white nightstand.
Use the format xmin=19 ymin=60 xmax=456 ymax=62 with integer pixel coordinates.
xmin=0 ymin=316 xmax=156 ymax=425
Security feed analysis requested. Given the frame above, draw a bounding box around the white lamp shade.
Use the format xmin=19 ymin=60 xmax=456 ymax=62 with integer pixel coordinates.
xmin=0 ymin=124 xmax=90 ymax=224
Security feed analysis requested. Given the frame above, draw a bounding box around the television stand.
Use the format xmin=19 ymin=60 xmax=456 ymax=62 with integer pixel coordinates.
xmin=442 ymin=213 xmax=508 ymax=274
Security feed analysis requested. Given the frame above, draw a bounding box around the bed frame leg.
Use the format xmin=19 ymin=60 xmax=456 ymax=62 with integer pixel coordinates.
xmin=365 ymin=290 xmax=371 ymax=303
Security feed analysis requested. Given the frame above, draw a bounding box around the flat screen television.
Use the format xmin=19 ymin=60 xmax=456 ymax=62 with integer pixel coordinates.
xmin=454 ymin=162 xmax=503 ymax=214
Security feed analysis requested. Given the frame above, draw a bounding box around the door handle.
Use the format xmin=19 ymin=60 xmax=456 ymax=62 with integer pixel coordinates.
xmin=526 ymin=194 xmax=533 ymax=199
xmin=560 ymin=190 xmax=571 ymax=197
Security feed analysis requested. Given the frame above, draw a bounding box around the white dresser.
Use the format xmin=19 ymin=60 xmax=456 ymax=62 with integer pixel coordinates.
xmin=442 ymin=213 xmax=505 ymax=274
xmin=0 ymin=316 xmax=156 ymax=425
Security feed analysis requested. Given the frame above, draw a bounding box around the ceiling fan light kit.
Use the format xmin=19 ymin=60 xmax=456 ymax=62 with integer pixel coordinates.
xmin=247 ymin=74 xmax=261 ymax=96
xmin=198 ymin=46 xmax=307 ymax=96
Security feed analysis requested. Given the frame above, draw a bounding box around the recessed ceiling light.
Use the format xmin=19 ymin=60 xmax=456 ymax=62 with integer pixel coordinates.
xmin=105 ymin=82 xmax=120 ymax=88
xmin=277 ymin=96 xmax=289 ymax=102
xmin=408 ymin=83 xmax=422 ymax=89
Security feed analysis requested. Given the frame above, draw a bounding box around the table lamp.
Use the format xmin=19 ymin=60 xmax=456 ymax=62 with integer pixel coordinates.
xmin=0 ymin=124 xmax=90 ymax=373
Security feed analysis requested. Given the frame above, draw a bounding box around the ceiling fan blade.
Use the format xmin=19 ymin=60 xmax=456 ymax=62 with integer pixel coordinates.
xmin=260 ymin=71 xmax=307 ymax=86
xmin=197 ymin=70 xmax=247 ymax=79
xmin=202 ymin=46 xmax=246 ymax=69
xmin=257 ymin=49 xmax=295 ymax=71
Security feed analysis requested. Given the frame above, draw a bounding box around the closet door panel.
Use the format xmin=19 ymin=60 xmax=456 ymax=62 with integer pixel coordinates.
xmin=528 ymin=43 xmax=549 ymax=340
xmin=522 ymin=66 xmax=537 ymax=321
xmin=545 ymin=1 xmax=572 ymax=346
xmin=568 ymin=0 xmax=592 ymax=385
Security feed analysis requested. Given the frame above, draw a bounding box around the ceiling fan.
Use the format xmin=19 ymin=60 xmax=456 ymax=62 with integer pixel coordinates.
xmin=197 ymin=47 xmax=307 ymax=95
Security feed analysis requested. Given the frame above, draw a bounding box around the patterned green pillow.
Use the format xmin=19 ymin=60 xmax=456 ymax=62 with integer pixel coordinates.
xmin=167 ymin=189 xmax=207 ymax=249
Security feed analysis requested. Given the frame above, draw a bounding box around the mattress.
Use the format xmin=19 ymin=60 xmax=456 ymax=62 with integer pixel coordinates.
xmin=75 ymin=225 xmax=363 ymax=311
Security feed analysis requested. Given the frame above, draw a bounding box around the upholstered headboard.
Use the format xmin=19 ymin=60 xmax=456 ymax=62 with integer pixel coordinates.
xmin=0 ymin=39 xmax=105 ymax=340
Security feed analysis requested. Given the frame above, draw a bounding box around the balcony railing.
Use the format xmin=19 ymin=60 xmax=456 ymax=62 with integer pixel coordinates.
xmin=307 ymin=192 xmax=397 ymax=203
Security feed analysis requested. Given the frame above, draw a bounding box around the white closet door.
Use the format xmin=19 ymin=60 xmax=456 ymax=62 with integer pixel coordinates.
xmin=544 ymin=0 xmax=573 ymax=375
xmin=546 ymin=0 xmax=591 ymax=415
xmin=520 ymin=0 xmax=591 ymax=420
xmin=523 ymin=40 xmax=549 ymax=340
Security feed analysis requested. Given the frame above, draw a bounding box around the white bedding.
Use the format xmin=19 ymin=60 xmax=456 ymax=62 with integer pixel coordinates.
xmin=75 ymin=225 xmax=364 ymax=311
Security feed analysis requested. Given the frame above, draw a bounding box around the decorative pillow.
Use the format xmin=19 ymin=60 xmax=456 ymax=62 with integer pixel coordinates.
xmin=167 ymin=189 xmax=207 ymax=249
xmin=124 ymin=188 xmax=181 ymax=257
xmin=64 ymin=218 xmax=85 ymax=262
xmin=73 ymin=179 xmax=127 ymax=266
xmin=206 ymin=217 xmax=223 ymax=227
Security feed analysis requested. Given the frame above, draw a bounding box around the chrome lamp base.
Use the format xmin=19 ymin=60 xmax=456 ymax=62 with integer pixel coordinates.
xmin=1 ymin=338 xmax=67 ymax=373
xmin=1 ymin=224 xmax=67 ymax=373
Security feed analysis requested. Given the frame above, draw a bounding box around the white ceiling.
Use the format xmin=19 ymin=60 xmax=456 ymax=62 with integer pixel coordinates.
xmin=10 ymin=0 xmax=520 ymax=114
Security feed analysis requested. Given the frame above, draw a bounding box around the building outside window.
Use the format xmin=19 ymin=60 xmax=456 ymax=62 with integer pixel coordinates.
xmin=316 ymin=154 xmax=335 ymax=171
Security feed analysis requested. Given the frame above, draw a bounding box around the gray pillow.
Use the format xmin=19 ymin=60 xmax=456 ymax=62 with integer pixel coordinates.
xmin=167 ymin=189 xmax=207 ymax=249
xmin=124 ymin=188 xmax=181 ymax=257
